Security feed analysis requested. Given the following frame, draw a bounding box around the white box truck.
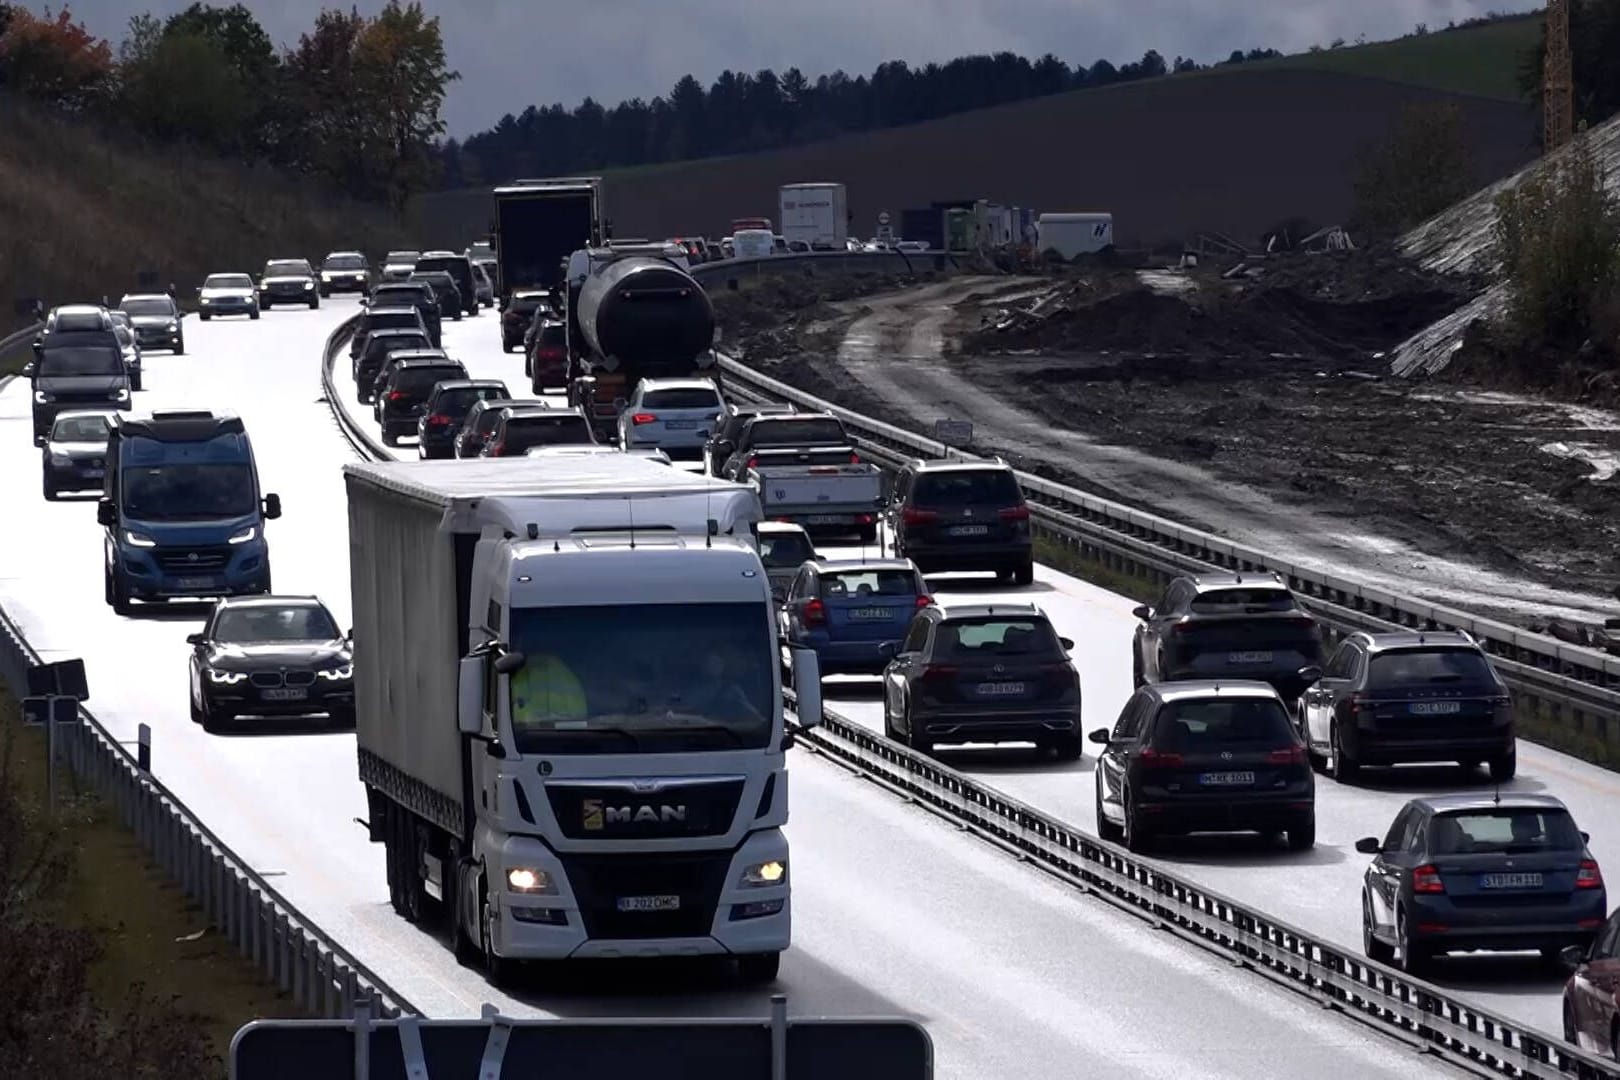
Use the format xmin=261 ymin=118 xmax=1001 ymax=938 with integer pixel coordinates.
xmin=1035 ymin=212 xmax=1115 ymax=258
xmin=778 ymin=183 xmax=848 ymax=251
xmin=347 ymin=455 xmax=823 ymax=986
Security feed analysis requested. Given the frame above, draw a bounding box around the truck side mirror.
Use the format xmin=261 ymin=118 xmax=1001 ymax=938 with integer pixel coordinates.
xmin=789 ymin=647 xmax=822 ymax=729
xmin=263 ymin=493 xmax=282 ymax=519
xmin=97 ymin=499 xmax=117 ymax=527
xmin=493 ymin=651 xmax=526 ymax=676
xmin=457 ymin=655 xmax=485 ymax=736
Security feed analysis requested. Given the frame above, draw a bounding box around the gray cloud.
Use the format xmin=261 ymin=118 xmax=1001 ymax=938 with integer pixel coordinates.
xmin=63 ymin=0 xmax=1539 ymax=136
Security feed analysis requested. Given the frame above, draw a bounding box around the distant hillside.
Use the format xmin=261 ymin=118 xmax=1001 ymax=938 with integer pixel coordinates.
xmin=0 ymin=93 xmax=408 ymax=339
xmin=414 ymin=66 xmax=1535 ymax=251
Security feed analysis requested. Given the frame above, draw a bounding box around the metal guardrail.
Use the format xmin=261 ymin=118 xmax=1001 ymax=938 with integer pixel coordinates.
xmin=0 ymin=312 xmax=417 ymax=1021
xmin=714 ymin=353 xmax=1620 ymax=761
xmin=317 ymin=303 xmax=1620 ymax=1078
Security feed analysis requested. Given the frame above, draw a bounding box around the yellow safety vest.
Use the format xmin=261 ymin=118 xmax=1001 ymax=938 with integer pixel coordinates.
xmin=510 ymin=654 xmax=588 ymax=723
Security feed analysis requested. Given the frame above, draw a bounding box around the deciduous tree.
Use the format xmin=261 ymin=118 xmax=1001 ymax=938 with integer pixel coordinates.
xmin=0 ymin=5 xmax=112 ymax=109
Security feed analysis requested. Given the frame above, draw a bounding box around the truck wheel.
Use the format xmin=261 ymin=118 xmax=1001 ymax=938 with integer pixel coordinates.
xmin=737 ymin=952 xmax=781 ymax=983
xmin=480 ymin=883 xmax=519 ymax=987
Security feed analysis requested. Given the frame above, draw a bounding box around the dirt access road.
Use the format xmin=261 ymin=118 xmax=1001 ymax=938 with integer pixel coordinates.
xmin=749 ymin=275 xmax=1620 ymax=626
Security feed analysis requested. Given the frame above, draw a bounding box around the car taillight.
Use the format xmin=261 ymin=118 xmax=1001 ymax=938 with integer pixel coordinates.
xmin=902 ymin=508 xmax=938 ymax=525
xmin=1266 ymin=746 xmax=1306 ymax=765
xmin=849 ymin=452 xmax=861 ymax=464
xmin=1138 ymin=747 xmax=1184 ymax=768
xmin=488 ymin=442 xmax=504 ymax=456
xmin=919 ymin=664 xmax=958 ymax=682
xmin=999 ymin=505 xmax=1030 ymax=521
xmin=916 ymin=594 xmax=934 ymax=608
xmin=1577 ymin=860 xmax=1603 ymax=889
xmin=388 ymin=391 xmax=406 ymax=400
xmin=855 ymin=513 xmax=873 ymax=524
xmin=425 ymin=414 xmax=452 ymax=428
xmin=540 ymin=347 xmax=565 ymax=360
xmin=631 ymin=413 xmax=657 ymax=425
xmin=745 ymin=456 xmax=759 ymax=469
xmin=1346 ymin=694 xmax=1368 ymax=714
xmin=802 ymin=599 xmax=826 ymax=627
xmin=1413 ymin=865 xmax=1445 ymax=894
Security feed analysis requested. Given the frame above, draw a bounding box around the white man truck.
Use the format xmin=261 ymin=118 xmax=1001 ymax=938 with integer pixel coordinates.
xmin=346 ymin=455 xmax=823 ymax=985
xmin=779 ymin=183 xmax=848 ymax=251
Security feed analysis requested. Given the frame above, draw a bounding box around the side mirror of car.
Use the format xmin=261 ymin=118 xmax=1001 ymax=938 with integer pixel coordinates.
xmin=1580 ymin=830 xmax=1589 ymax=842
xmin=1354 ymin=837 xmax=1382 ymax=855
xmin=96 ymin=498 xmax=117 ymax=527
xmin=1298 ymin=665 xmax=1323 ymax=684
xmin=185 ymin=632 xmax=206 ymax=646
xmin=21 ymin=361 xmax=35 ymax=379
xmin=1131 ymin=605 xmax=1151 ymax=621
xmin=262 ymin=493 xmax=282 ymax=520
xmin=1059 ymin=636 xmax=1075 ymax=651
xmin=1087 ymin=728 xmax=1110 ymax=745
xmin=1559 ymin=944 xmax=1587 ymax=972
xmin=346 ymin=627 xmax=354 ymax=642
xmin=32 ymin=339 xmax=44 ymax=357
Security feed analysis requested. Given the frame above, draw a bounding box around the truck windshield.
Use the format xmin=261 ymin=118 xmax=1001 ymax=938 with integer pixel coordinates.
xmin=123 ymin=463 xmax=257 ymax=520
xmin=506 ymin=602 xmax=774 ymax=754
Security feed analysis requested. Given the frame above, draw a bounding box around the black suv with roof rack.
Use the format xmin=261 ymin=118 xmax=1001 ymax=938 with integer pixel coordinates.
xmin=883 ymin=458 xmax=1034 ymax=585
xmin=1299 ymin=630 xmax=1515 ymax=783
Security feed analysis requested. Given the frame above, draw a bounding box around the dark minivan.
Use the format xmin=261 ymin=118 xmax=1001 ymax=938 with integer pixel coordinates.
xmin=27 ymin=330 xmax=132 ymax=443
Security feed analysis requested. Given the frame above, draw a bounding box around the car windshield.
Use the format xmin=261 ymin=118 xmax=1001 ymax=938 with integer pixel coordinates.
xmin=325 ymin=255 xmax=366 ymax=269
xmin=1155 ymin=699 xmax=1295 ymax=749
xmin=912 ymin=470 xmax=1021 ymax=506
xmin=503 ymin=416 xmax=592 ymax=450
xmin=122 ymin=462 xmax=256 ymax=520
xmin=469 ymin=243 xmax=493 ymax=259
xmin=107 ymin=313 xmax=131 ymax=327
xmin=1189 ymin=588 xmax=1298 ymax=613
xmin=472 ymin=409 xmax=505 ymax=436
xmin=368 ymin=335 xmax=430 ymax=358
xmin=205 ymin=275 xmax=251 ymax=289
xmin=506 ymin=602 xmax=773 ymax=753
xmin=1369 ymin=649 xmax=1496 ymax=688
xmin=120 ymin=298 xmax=173 ymax=317
xmin=510 ymin=295 xmax=544 ymax=314
xmin=749 ymin=418 xmax=845 ymax=446
xmin=52 ymin=414 xmax=111 ymax=441
xmin=937 ymin=618 xmax=1061 ymax=658
xmin=394 ymin=366 xmax=465 ymax=394
xmin=435 ymin=386 xmax=508 ymax=416
xmin=369 ymin=310 xmax=420 ymax=328
xmin=759 ymin=532 xmax=813 ymax=569
xmin=822 ymin=570 xmax=919 ymax=598
xmin=39 ymin=347 xmax=122 ymax=376
xmin=266 ymin=261 xmax=311 ymax=276
xmin=213 ymin=605 xmax=338 ymax=643
xmin=1428 ymin=809 xmax=1584 ymax=855
xmin=643 ymin=388 xmax=722 ymax=410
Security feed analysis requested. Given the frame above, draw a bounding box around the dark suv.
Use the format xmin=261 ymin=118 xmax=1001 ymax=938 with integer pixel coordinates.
xmin=1091 ymin=680 xmax=1314 ymax=853
xmin=366 ymin=283 xmax=441 ymax=345
xmin=526 ymin=318 xmax=569 ymax=392
xmin=502 ymin=290 xmax=551 ymax=352
xmin=417 ymin=380 xmax=510 ymax=459
xmin=351 ymin=305 xmax=429 ymax=361
xmin=481 ymin=405 xmax=596 ymax=456
xmin=455 ymin=397 xmax=539 ymax=459
xmin=879 ymin=602 xmax=1081 ymax=759
xmin=1131 ymin=573 xmax=1323 ymax=709
xmin=884 ymin=459 xmax=1033 ymax=585
xmin=259 ymin=258 xmax=320 ymax=309
xmin=412 ymin=251 xmax=479 ymax=316
xmin=352 ymin=328 xmax=433 ymax=404
xmin=1299 ymin=630 xmax=1515 ymax=783
xmin=410 ymin=269 xmax=463 ymax=320
xmin=375 ymin=357 xmax=469 ymax=446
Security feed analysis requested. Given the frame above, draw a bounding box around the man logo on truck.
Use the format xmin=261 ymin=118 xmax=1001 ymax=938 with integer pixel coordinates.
xmin=582 ymin=798 xmax=688 ymax=830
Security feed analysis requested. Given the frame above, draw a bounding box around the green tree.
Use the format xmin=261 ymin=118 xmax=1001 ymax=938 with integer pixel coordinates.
xmin=353 ymin=0 xmax=457 ymax=208
xmin=1352 ymin=102 xmax=1475 ymax=237
xmin=1493 ymin=129 xmax=1620 ymax=374
xmin=282 ymin=7 xmax=369 ymax=189
xmin=119 ymin=26 xmax=252 ymax=149
xmin=0 ymin=5 xmax=113 ymax=109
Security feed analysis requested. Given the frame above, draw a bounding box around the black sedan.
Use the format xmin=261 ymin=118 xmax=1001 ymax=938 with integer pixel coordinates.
xmin=187 ymin=595 xmax=354 ymax=732
xmin=1357 ymin=793 xmax=1606 ymax=974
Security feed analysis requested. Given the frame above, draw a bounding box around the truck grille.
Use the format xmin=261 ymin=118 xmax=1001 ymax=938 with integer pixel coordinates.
xmin=546 ymin=778 xmax=745 ymax=841
xmin=156 ymin=547 xmax=230 ymax=572
xmin=561 ymin=852 xmax=729 ymax=940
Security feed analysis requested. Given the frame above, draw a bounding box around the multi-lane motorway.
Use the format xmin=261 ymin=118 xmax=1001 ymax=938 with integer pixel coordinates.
xmin=0 ymin=296 xmax=1572 ymax=1076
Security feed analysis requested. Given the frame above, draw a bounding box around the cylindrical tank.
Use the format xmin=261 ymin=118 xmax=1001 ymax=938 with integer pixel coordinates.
xmin=576 ymin=257 xmax=715 ymax=369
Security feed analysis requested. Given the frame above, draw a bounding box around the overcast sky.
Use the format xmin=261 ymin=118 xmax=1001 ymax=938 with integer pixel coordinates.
xmin=66 ymin=0 xmax=1540 ymax=136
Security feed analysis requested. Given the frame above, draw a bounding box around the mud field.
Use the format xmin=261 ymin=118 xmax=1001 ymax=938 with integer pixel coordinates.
xmin=718 ymin=255 xmax=1620 ymax=627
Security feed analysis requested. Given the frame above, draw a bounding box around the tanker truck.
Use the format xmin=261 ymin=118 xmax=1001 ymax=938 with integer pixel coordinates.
xmin=565 ymin=244 xmax=720 ymax=442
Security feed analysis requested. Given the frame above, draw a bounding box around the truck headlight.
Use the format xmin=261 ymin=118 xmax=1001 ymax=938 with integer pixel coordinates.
xmin=123 ymin=530 xmax=157 ymax=547
xmin=206 ymin=669 xmax=247 ymax=684
xmin=506 ymin=867 xmax=556 ymax=894
xmin=740 ymin=859 xmax=786 ymax=887
xmin=227 ymin=525 xmax=257 ymax=545
xmin=316 ymin=663 xmax=352 ymax=681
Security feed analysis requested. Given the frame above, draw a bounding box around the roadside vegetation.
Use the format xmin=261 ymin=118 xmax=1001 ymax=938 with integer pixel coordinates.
xmin=0 ymin=692 xmax=295 ymax=1077
xmin=1351 ymin=102 xmax=1477 ymax=238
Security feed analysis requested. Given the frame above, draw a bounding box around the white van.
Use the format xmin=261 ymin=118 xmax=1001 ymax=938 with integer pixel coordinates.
xmin=732 ymin=229 xmax=776 ymax=259
xmin=1035 ymin=213 xmax=1115 ymax=258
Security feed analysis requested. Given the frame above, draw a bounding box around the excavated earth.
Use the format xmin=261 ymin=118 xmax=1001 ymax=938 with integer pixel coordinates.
xmin=715 ymin=256 xmax=1620 ymax=628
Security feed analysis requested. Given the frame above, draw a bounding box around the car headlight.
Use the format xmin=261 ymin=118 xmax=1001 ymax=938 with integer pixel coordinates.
xmin=33 ymin=390 xmax=49 ymax=404
xmin=206 ymin=668 xmax=248 ymax=684
xmin=200 ymin=297 xmax=212 ymax=304
xmin=316 ymin=663 xmax=352 ymax=681
xmin=48 ymin=452 xmax=70 ymax=466
xmin=114 ymin=387 xmax=129 ymax=400
xmin=227 ymin=525 xmax=257 ymax=545
xmin=740 ymin=859 xmax=787 ymax=887
xmin=506 ymin=867 xmax=556 ymax=894
xmin=167 ymin=322 xmax=178 ymax=332
xmin=303 ymin=281 xmax=314 ymax=290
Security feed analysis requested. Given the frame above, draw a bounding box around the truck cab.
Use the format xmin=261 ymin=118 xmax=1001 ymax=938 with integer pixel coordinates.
xmin=99 ymin=410 xmax=280 ymax=615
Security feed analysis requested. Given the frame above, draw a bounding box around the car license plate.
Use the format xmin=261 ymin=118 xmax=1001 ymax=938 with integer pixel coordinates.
xmin=1480 ymin=872 xmax=1542 ymax=889
xmin=1410 ymin=701 xmax=1462 ymax=715
xmin=849 ymin=608 xmax=890 ymax=620
xmin=665 ymin=420 xmax=698 ymax=430
xmin=977 ymin=682 xmax=1026 ymax=696
xmin=1228 ymin=651 xmax=1273 ymax=664
xmin=616 ymin=894 xmax=680 ymax=912
xmin=174 ymin=577 xmax=215 ymax=591
xmin=261 ymin=687 xmax=307 ymax=701
xmin=806 ymin=514 xmax=849 ymax=525
xmin=949 ymin=524 xmax=989 ymax=537
xmin=1199 ymin=771 xmax=1255 ymax=786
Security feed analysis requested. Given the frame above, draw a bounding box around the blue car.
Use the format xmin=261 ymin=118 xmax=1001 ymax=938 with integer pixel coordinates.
xmin=778 ymin=559 xmax=931 ymax=676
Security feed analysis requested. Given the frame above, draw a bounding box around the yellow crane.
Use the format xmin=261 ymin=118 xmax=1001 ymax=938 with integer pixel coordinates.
xmin=1544 ymin=0 xmax=1573 ymax=153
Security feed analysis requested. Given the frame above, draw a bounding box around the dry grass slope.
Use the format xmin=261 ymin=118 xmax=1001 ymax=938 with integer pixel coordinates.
xmin=0 ymin=93 xmax=410 ymax=336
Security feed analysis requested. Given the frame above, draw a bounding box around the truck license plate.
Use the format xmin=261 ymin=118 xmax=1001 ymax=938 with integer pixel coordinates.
xmin=1410 ymin=701 xmax=1462 ymax=715
xmin=949 ymin=525 xmax=989 ymax=537
xmin=1480 ymin=873 xmax=1542 ymax=889
xmin=174 ymin=577 xmax=215 ymax=591
xmin=1199 ymin=771 xmax=1255 ymax=786
xmin=261 ymin=687 xmax=307 ymax=701
xmin=1228 ymin=651 xmax=1273 ymax=664
xmin=617 ymin=894 xmax=680 ymax=912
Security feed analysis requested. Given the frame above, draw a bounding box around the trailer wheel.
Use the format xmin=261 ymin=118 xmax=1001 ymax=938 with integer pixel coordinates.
xmin=479 ymin=874 xmax=519 ymax=988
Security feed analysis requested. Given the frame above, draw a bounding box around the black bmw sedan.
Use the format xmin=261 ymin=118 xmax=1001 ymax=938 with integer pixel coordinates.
xmin=187 ymin=595 xmax=354 ymax=732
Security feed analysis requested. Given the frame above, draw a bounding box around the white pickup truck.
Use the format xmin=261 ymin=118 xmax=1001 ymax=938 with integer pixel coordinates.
xmin=748 ymin=460 xmax=885 ymax=542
